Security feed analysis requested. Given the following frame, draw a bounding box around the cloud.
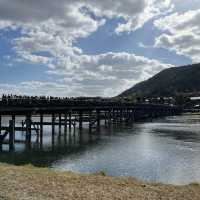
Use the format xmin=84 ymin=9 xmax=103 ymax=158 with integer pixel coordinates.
xmin=115 ymin=0 xmax=173 ymax=34
xmin=43 ymin=52 xmax=173 ymax=96
xmin=0 ymin=0 xmax=174 ymax=97
xmin=0 ymin=51 xmax=173 ymax=97
xmin=0 ymin=0 xmax=173 ymax=34
xmin=0 ymin=81 xmax=83 ymax=97
xmin=154 ymin=9 xmax=200 ymax=62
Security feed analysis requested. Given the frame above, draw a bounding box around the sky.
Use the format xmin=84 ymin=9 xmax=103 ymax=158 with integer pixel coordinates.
xmin=0 ymin=0 xmax=199 ymax=97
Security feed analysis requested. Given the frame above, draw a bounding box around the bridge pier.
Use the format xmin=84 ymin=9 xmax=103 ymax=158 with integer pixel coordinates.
xmin=134 ymin=109 xmax=139 ymax=122
xmin=25 ymin=115 xmax=32 ymax=149
xmin=108 ymin=110 xmax=112 ymax=125
xmin=58 ymin=113 xmax=62 ymax=137
xmin=104 ymin=111 xmax=107 ymax=125
xmin=40 ymin=114 xmax=43 ymax=149
xmin=64 ymin=113 xmax=67 ymax=142
xmin=131 ymin=109 xmax=135 ymax=122
xmin=0 ymin=115 xmax=1 ymax=135
xmin=97 ymin=110 xmax=100 ymax=128
xmin=79 ymin=111 xmax=83 ymax=131
xmin=12 ymin=115 xmax=15 ymax=141
xmin=9 ymin=120 xmax=15 ymax=151
xmin=69 ymin=112 xmax=72 ymax=131
xmin=126 ymin=109 xmax=130 ymax=122
xmin=89 ymin=110 xmax=92 ymax=133
xmin=52 ymin=114 xmax=55 ymax=147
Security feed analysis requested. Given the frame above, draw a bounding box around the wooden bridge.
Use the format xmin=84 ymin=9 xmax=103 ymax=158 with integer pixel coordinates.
xmin=0 ymin=98 xmax=182 ymax=151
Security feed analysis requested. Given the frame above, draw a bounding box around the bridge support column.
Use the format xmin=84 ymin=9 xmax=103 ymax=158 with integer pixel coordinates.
xmin=12 ymin=115 xmax=15 ymax=141
xmin=120 ymin=109 xmax=123 ymax=123
xmin=124 ymin=109 xmax=127 ymax=122
xmin=58 ymin=114 xmax=61 ymax=137
xmin=9 ymin=120 xmax=15 ymax=151
xmin=133 ymin=109 xmax=137 ymax=122
xmin=68 ymin=112 xmax=72 ymax=143
xmin=26 ymin=115 xmax=32 ymax=149
xmin=104 ymin=111 xmax=107 ymax=125
xmin=112 ymin=109 xmax=116 ymax=123
xmin=108 ymin=110 xmax=112 ymax=125
xmin=40 ymin=114 xmax=43 ymax=148
xmin=97 ymin=110 xmax=100 ymax=128
xmin=0 ymin=115 xmax=1 ymax=135
xmin=52 ymin=114 xmax=55 ymax=147
xmin=69 ymin=112 xmax=72 ymax=131
xmin=89 ymin=110 xmax=92 ymax=133
xmin=130 ymin=109 xmax=134 ymax=122
xmin=64 ymin=113 xmax=67 ymax=143
xmin=79 ymin=111 xmax=83 ymax=131
xmin=126 ymin=109 xmax=129 ymax=123
xmin=149 ymin=109 xmax=153 ymax=121
xmin=0 ymin=115 xmax=2 ymax=151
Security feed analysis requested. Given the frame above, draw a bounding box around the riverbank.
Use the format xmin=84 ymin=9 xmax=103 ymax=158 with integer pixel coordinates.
xmin=0 ymin=163 xmax=200 ymax=200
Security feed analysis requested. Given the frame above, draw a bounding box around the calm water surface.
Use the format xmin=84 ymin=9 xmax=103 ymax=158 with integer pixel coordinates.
xmin=0 ymin=114 xmax=200 ymax=185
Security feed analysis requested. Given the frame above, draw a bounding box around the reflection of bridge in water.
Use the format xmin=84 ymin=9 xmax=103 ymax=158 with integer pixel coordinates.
xmin=0 ymin=99 xmax=182 ymax=151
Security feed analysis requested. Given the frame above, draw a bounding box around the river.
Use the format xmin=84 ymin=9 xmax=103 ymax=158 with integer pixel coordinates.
xmin=0 ymin=114 xmax=200 ymax=185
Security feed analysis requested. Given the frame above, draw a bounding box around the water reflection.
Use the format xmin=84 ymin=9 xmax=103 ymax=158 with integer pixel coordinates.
xmin=0 ymin=114 xmax=200 ymax=185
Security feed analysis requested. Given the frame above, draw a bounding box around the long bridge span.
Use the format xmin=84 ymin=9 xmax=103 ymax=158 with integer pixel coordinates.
xmin=0 ymin=98 xmax=182 ymax=151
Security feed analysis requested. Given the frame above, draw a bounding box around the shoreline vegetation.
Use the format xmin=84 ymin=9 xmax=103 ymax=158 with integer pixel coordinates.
xmin=0 ymin=164 xmax=200 ymax=200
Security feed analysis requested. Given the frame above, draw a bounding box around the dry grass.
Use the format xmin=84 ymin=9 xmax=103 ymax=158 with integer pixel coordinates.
xmin=0 ymin=163 xmax=200 ymax=200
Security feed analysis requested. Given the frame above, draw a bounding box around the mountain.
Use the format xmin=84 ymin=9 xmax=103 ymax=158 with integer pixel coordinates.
xmin=120 ymin=63 xmax=200 ymax=98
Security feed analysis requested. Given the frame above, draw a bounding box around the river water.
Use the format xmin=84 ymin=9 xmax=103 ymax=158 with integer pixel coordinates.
xmin=0 ymin=114 xmax=200 ymax=185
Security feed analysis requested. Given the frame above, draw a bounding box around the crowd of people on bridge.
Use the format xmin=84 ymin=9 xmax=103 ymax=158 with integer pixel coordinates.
xmin=0 ymin=94 xmax=121 ymax=106
xmin=0 ymin=94 xmax=175 ymax=107
xmin=1 ymin=94 xmax=69 ymax=101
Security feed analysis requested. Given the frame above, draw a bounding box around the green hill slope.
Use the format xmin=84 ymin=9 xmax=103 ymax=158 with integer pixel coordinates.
xmin=120 ymin=63 xmax=200 ymax=97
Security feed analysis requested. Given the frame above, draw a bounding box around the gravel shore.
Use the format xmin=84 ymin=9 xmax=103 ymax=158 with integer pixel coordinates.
xmin=0 ymin=163 xmax=200 ymax=200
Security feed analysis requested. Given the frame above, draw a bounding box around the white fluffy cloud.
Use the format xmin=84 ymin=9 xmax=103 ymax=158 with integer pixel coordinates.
xmin=115 ymin=0 xmax=173 ymax=34
xmin=154 ymin=8 xmax=200 ymax=62
xmin=0 ymin=0 xmax=173 ymax=33
xmin=0 ymin=0 xmax=175 ymax=96
xmin=0 ymin=52 xmax=172 ymax=97
xmin=0 ymin=81 xmax=80 ymax=97
xmin=46 ymin=52 xmax=173 ymax=96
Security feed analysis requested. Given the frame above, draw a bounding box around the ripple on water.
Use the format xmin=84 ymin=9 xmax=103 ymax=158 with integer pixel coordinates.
xmin=1 ymin=114 xmax=200 ymax=185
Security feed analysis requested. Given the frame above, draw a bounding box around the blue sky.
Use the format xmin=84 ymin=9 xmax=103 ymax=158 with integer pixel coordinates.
xmin=0 ymin=0 xmax=199 ymax=97
xmin=76 ymin=18 xmax=190 ymax=65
